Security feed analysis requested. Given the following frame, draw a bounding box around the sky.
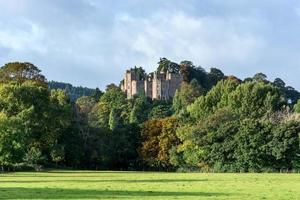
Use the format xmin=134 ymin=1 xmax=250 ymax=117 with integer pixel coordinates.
xmin=1 ymin=0 xmax=300 ymax=89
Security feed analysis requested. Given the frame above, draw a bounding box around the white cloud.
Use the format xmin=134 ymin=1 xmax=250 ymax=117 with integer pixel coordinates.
xmin=0 ymin=20 xmax=46 ymax=53
xmin=112 ymin=12 xmax=266 ymax=73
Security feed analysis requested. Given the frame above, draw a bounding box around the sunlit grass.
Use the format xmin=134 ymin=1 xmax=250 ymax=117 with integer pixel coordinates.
xmin=0 ymin=170 xmax=299 ymax=199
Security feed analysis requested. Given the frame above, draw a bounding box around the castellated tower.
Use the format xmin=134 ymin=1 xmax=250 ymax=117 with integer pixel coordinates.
xmin=121 ymin=67 xmax=183 ymax=100
xmin=152 ymin=71 xmax=183 ymax=100
xmin=122 ymin=68 xmax=146 ymax=99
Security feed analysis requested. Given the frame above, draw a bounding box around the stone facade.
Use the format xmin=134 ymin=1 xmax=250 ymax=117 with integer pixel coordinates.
xmin=121 ymin=68 xmax=183 ymax=100
xmin=122 ymin=69 xmax=145 ymax=99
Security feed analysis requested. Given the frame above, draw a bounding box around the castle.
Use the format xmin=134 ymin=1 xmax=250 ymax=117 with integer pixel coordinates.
xmin=121 ymin=67 xmax=183 ymax=100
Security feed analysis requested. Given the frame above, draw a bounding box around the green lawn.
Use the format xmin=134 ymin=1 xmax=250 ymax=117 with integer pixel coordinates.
xmin=0 ymin=171 xmax=300 ymax=200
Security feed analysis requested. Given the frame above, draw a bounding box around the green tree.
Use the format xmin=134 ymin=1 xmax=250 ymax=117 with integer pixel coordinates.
xmin=157 ymin=58 xmax=180 ymax=73
xmin=50 ymin=145 xmax=65 ymax=167
xmin=173 ymin=80 xmax=204 ymax=114
xmin=273 ymin=78 xmax=286 ymax=89
xmin=109 ymin=108 xmax=121 ymax=130
xmin=294 ymin=100 xmax=300 ymax=113
xmin=129 ymin=93 xmax=150 ymax=124
xmin=91 ymin=88 xmax=103 ymax=102
xmin=187 ymin=79 xmax=239 ymax=120
xmin=0 ymin=113 xmax=25 ymax=171
xmin=233 ymin=119 xmax=269 ymax=172
xmin=0 ymin=62 xmax=46 ymax=86
xmin=148 ymin=104 xmax=172 ymax=119
xmin=208 ymin=68 xmax=224 ymax=87
xmin=229 ymin=82 xmax=285 ymax=118
xmin=23 ymin=147 xmax=45 ymax=171
xmin=253 ymin=73 xmax=268 ymax=83
xmin=267 ymin=122 xmax=300 ymax=170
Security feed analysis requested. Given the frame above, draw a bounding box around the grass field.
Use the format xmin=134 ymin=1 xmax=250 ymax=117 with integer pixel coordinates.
xmin=0 ymin=171 xmax=300 ymax=199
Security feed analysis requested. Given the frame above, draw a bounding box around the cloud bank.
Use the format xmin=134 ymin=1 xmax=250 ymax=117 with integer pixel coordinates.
xmin=0 ymin=0 xmax=300 ymax=89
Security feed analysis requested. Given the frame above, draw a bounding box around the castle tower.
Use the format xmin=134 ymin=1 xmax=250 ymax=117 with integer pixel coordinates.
xmin=166 ymin=71 xmax=183 ymax=98
xmin=122 ymin=68 xmax=146 ymax=99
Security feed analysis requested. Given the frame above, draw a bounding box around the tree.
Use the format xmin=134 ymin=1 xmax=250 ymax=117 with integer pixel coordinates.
xmin=109 ymin=108 xmax=121 ymax=130
xmin=294 ymin=100 xmax=300 ymax=113
xmin=173 ymin=108 xmax=238 ymax=171
xmin=157 ymin=58 xmax=180 ymax=73
xmin=139 ymin=119 xmax=163 ymax=169
xmin=234 ymin=119 xmax=269 ymax=172
xmin=272 ymin=78 xmax=300 ymax=105
xmin=0 ymin=81 xmax=52 ymax=156
xmin=104 ymin=124 xmax=140 ymax=170
xmin=76 ymin=96 xmax=97 ymax=114
xmin=173 ymin=80 xmax=204 ymax=114
xmin=75 ymin=96 xmax=97 ymax=146
xmin=101 ymin=84 xmax=126 ymax=108
xmin=267 ymin=122 xmax=300 ymax=170
xmin=187 ymin=79 xmax=239 ymax=120
xmin=50 ymin=145 xmax=65 ymax=167
xmin=89 ymin=101 xmax=110 ymax=128
xmin=0 ymin=113 xmax=25 ymax=171
xmin=48 ymin=81 xmax=96 ymax=102
xmin=129 ymin=93 xmax=150 ymax=124
xmin=179 ymin=61 xmax=208 ymax=89
xmin=0 ymin=79 xmax=73 ymax=169
xmin=284 ymin=86 xmax=300 ymax=105
xmin=23 ymin=147 xmax=45 ymax=171
xmin=0 ymin=62 xmax=46 ymax=86
xmin=208 ymin=68 xmax=224 ymax=87
xmin=273 ymin=78 xmax=286 ymax=89
xmin=148 ymin=104 xmax=172 ymax=119
xmin=157 ymin=117 xmax=179 ymax=169
xmin=90 ymin=84 xmax=126 ymax=129
xmin=253 ymin=73 xmax=267 ymax=83
xmin=139 ymin=117 xmax=179 ymax=170
xmin=91 ymin=87 xmax=103 ymax=102
xmin=229 ymin=82 xmax=285 ymax=119
xmin=198 ymin=108 xmax=238 ymax=171
xmin=48 ymin=89 xmax=72 ymax=149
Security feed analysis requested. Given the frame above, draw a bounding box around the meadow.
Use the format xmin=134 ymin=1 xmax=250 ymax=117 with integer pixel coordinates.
xmin=0 ymin=171 xmax=300 ymax=199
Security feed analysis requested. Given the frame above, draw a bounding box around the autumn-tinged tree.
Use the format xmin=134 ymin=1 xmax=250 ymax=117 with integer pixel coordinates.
xmin=139 ymin=119 xmax=162 ymax=168
xmin=179 ymin=61 xmax=208 ymax=88
xmin=139 ymin=117 xmax=179 ymax=170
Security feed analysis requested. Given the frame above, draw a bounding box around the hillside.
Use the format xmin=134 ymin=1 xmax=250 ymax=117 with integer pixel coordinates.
xmin=48 ymin=81 xmax=96 ymax=102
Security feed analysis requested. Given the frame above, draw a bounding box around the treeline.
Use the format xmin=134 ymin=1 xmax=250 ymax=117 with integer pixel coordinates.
xmin=0 ymin=61 xmax=300 ymax=172
xmin=48 ymin=81 xmax=99 ymax=102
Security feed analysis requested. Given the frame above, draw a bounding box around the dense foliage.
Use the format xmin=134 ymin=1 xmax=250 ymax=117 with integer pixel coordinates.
xmin=48 ymin=81 xmax=100 ymax=102
xmin=0 ymin=61 xmax=300 ymax=172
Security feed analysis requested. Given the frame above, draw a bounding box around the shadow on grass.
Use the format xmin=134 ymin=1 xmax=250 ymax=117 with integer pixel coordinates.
xmin=0 ymin=179 xmax=208 ymax=184
xmin=0 ymin=187 xmax=230 ymax=199
xmin=45 ymin=171 xmax=155 ymax=173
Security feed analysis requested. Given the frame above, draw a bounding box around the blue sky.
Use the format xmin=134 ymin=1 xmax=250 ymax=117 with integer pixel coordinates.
xmin=1 ymin=0 xmax=300 ymax=89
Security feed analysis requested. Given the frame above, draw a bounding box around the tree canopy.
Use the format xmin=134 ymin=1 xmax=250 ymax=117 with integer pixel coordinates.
xmin=0 ymin=60 xmax=300 ymax=172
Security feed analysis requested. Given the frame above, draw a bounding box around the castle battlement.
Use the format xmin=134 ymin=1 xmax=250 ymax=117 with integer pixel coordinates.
xmin=121 ymin=67 xmax=183 ymax=100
